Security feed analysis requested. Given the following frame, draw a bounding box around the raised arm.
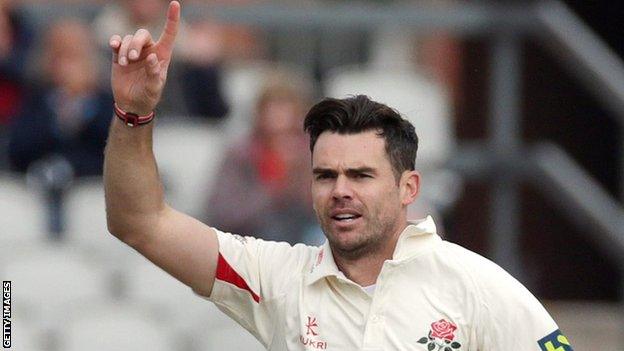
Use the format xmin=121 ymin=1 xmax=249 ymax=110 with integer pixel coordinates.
xmin=104 ymin=1 xmax=218 ymax=297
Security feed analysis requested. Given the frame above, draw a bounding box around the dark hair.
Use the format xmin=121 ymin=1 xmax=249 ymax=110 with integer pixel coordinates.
xmin=304 ymin=95 xmax=418 ymax=180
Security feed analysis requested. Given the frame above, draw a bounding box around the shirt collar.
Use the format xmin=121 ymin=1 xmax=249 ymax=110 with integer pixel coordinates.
xmin=305 ymin=216 xmax=440 ymax=286
xmin=392 ymin=215 xmax=441 ymax=260
xmin=305 ymin=240 xmax=343 ymax=286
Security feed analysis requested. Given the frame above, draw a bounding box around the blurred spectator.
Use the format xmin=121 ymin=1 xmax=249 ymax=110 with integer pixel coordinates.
xmin=206 ymin=73 xmax=321 ymax=245
xmin=0 ymin=0 xmax=32 ymax=125
xmin=368 ymin=2 xmax=462 ymax=109
xmin=8 ymin=19 xmax=111 ymax=178
xmin=183 ymin=0 xmax=266 ymax=62
xmin=0 ymin=0 xmax=34 ymax=169
xmin=94 ymin=0 xmax=229 ymax=119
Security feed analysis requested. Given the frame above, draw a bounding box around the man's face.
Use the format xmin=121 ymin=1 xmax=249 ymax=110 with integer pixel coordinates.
xmin=311 ymin=130 xmax=406 ymax=259
xmin=258 ymin=100 xmax=304 ymax=150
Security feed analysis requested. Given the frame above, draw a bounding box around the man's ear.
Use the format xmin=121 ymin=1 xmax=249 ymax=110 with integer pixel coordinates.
xmin=400 ymin=170 xmax=420 ymax=206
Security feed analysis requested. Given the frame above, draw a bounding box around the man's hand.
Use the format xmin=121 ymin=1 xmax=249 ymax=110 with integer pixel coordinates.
xmin=109 ymin=1 xmax=180 ymax=116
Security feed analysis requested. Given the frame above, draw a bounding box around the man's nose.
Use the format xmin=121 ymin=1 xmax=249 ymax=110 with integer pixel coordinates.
xmin=331 ymin=175 xmax=353 ymax=200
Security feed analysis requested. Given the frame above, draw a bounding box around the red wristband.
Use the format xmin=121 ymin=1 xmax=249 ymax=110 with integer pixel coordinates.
xmin=113 ymin=103 xmax=155 ymax=127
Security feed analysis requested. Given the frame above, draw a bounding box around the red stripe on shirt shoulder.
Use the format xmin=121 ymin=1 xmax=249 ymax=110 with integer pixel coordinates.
xmin=216 ymin=253 xmax=261 ymax=303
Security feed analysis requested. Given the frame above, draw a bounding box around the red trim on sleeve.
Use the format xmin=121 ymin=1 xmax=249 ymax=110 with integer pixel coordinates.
xmin=216 ymin=253 xmax=261 ymax=303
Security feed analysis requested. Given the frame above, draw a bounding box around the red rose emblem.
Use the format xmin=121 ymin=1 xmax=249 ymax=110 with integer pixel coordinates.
xmin=430 ymin=319 xmax=457 ymax=341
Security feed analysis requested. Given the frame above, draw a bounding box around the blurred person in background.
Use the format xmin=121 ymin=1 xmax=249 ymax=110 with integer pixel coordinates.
xmin=8 ymin=19 xmax=112 ymax=236
xmin=94 ymin=0 xmax=229 ymax=120
xmin=8 ymin=19 xmax=112 ymax=178
xmin=0 ymin=0 xmax=33 ymax=169
xmin=206 ymin=75 xmax=322 ymax=245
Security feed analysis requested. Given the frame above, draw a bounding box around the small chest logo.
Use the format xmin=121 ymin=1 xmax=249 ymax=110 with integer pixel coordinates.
xmin=306 ymin=316 xmax=319 ymax=336
xmin=299 ymin=315 xmax=327 ymax=349
xmin=417 ymin=319 xmax=462 ymax=350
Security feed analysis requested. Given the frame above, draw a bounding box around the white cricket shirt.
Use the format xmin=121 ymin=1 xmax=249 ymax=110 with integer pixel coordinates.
xmin=199 ymin=216 xmax=573 ymax=351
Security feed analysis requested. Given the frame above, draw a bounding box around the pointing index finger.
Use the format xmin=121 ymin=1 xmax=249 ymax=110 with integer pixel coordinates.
xmin=157 ymin=1 xmax=180 ymax=53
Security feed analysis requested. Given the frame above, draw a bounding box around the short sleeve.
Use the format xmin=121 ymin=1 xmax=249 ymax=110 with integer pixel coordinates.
xmin=196 ymin=229 xmax=317 ymax=346
xmin=475 ymin=263 xmax=573 ymax=351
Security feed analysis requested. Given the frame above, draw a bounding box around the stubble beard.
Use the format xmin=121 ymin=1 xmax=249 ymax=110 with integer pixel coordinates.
xmin=318 ymin=209 xmax=398 ymax=261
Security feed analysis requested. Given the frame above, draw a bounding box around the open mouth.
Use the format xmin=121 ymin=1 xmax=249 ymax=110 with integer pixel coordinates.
xmin=331 ymin=213 xmax=362 ymax=222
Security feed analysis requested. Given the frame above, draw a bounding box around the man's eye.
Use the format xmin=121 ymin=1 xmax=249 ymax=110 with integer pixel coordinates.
xmin=355 ymin=173 xmax=371 ymax=178
xmin=316 ymin=174 xmax=333 ymax=180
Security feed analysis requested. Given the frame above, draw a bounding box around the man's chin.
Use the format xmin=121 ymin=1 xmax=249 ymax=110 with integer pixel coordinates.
xmin=326 ymin=232 xmax=369 ymax=257
xmin=326 ymin=227 xmax=359 ymax=243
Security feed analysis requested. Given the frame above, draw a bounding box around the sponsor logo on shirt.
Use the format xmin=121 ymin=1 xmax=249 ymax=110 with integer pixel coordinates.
xmin=310 ymin=249 xmax=324 ymax=274
xmin=316 ymin=249 xmax=324 ymax=267
xmin=232 ymin=234 xmax=248 ymax=244
xmin=299 ymin=315 xmax=327 ymax=349
xmin=417 ymin=319 xmax=461 ymax=350
xmin=306 ymin=316 xmax=319 ymax=336
xmin=538 ymin=329 xmax=573 ymax=351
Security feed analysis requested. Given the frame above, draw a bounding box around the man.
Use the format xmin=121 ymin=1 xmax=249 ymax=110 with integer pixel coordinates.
xmin=105 ymin=2 xmax=573 ymax=350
